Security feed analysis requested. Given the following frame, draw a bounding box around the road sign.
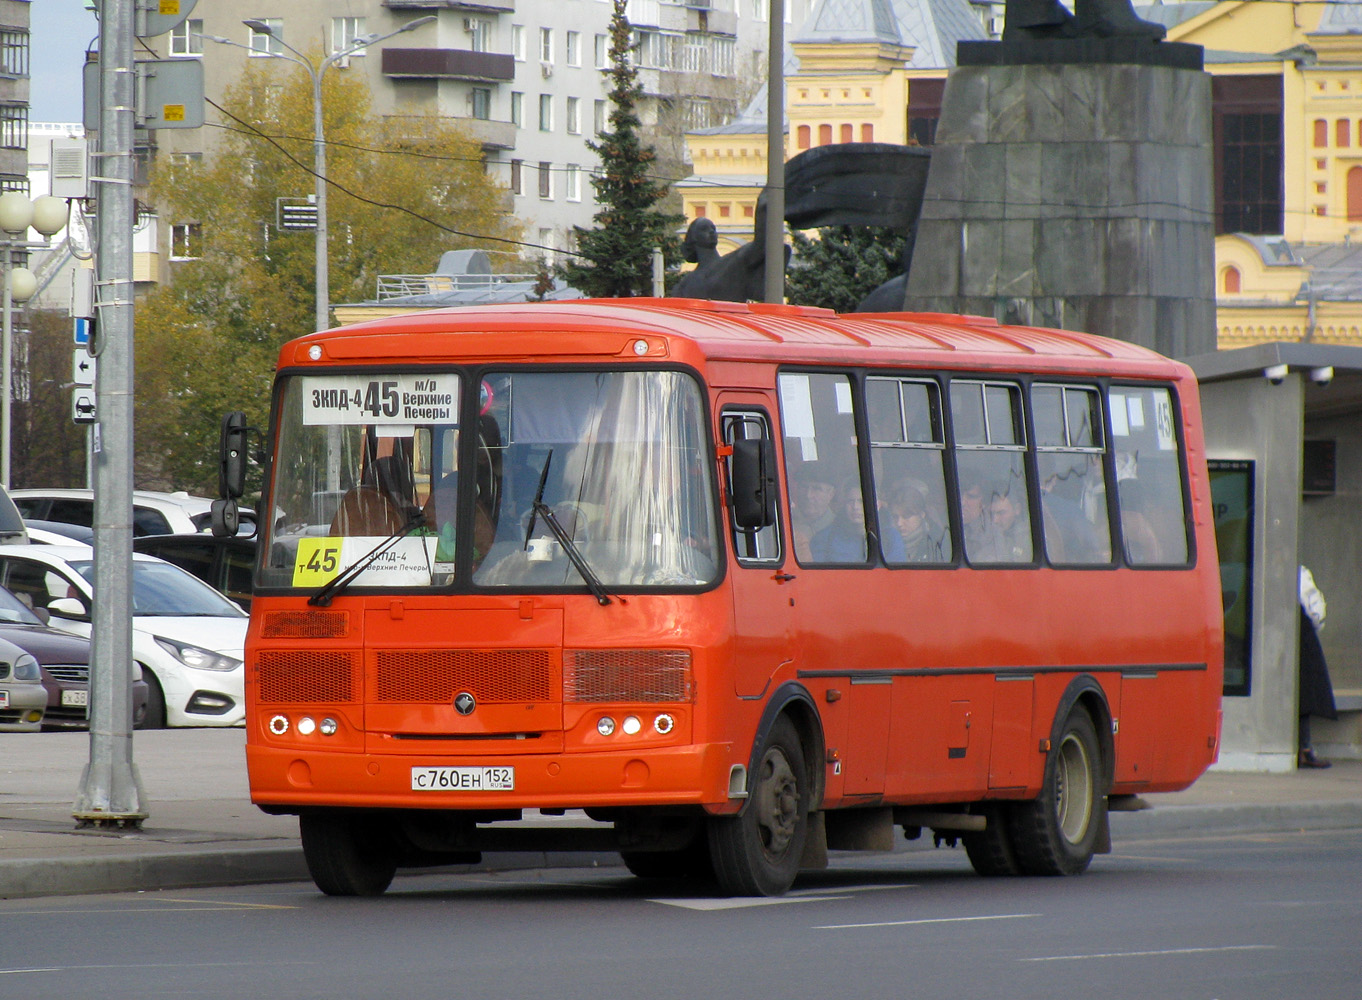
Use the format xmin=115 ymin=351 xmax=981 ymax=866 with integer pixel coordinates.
xmin=278 ymin=201 xmax=318 ymax=232
xmin=73 ymin=317 xmax=93 ymax=348
xmin=72 ymin=350 xmax=97 ymax=387
xmin=72 ymin=388 xmax=97 ymax=424
xmin=83 ymin=58 xmax=205 ymax=131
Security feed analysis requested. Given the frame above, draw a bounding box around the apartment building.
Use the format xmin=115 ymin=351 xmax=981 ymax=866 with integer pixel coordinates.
xmin=0 ymin=0 xmax=29 ymax=195
xmin=137 ymin=0 xmax=809 ymax=268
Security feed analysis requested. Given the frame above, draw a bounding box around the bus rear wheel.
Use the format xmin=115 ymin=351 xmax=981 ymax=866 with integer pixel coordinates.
xmin=962 ymin=803 xmax=1021 ymax=876
xmin=707 ymin=716 xmax=808 ymax=897
xmin=1011 ymin=709 xmax=1103 ymax=876
xmin=300 ymin=813 xmax=397 ymax=896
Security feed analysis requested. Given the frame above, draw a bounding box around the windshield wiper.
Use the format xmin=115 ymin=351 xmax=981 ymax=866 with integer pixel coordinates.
xmin=530 ymin=499 xmax=616 ymax=606
xmin=523 ymin=450 xmax=553 ymax=551
xmin=308 ymin=510 xmax=426 ymax=607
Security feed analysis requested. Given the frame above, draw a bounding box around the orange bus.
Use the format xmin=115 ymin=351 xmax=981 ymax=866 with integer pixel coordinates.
xmin=222 ymin=299 xmax=1223 ymax=897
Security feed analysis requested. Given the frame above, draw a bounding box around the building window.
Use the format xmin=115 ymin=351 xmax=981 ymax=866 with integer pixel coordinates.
xmin=840 ymin=123 xmax=853 ymax=143
xmin=539 ymin=94 xmax=553 ymax=132
xmin=594 ymin=99 xmax=606 ymax=134
xmin=1348 ymin=167 xmax=1362 ymax=222
xmin=171 ymin=223 xmax=203 ymax=260
xmin=539 ymin=228 xmax=555 ymax=264
xmin=1222 ymin=266 xmax=1241 ymax=294
xmin=466 ymin=19 xmax=492 ymax=54
xmin=170 ymin=20 xmax=203 ymax=56
xmin=539 ymin=162 xmax=553 ymax=200
xmin=818 ymin=124 xmax=832 ymax=145
xmin=512 ymin=25 xmax=526 ymax=61
xmin=595 ymin=34 xmax=608 ymax=68
xmin=332 ymin=17 xmax=367 ymax=55
xmin=0 ymin=104 xmax=26 ymax=150
xmin=0 ymin=30 xmax=27 ymax=77
xmin=540 ymin=27 xmax=553 ymax=63
xmin=718 ymin=204 xmax=730 ymax=218
xmin=566 ymin=96 xmax=580 ymax=135
xmin=566 ymin=164 xmax=581 ymax=202
xmin=797 ymin=125 xmax=810 ymax=149
xmin=470 ymin=88 xmax=491 ymax=121
xmin=861 ymin=123 xmax=874 ymax=142
xmin=694 ymin=204 xmax=706 ymax=218
xmin=908 ymin=78 xmax=944 ymax=147
xmin=1337 ymin=119 xmax=1351 ymax=148
xmin=1213 ymin=76 xmax=1284 ymax=236
xmin=510 ymin=159 xmax=523 ymax=196
xmin=1314 ymin=119 xmax=1328 ymax=147
xmin=248 ymin=19 xmax=283 ymax=56
xmin=566 ymin=31 xmax=581 ymax=67
xmin=511 ymin=92 xmax=524 ymax=128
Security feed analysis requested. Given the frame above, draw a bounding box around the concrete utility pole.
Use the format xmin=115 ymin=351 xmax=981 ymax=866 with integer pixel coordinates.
xmin=74 ymin=0 xmax=146 ymax=827
xmin=763 ymin=0 xmax=785 ymax=304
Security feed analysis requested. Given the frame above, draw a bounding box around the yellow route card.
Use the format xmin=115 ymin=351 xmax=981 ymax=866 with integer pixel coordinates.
xmin=293 ymin=537 xmax=343 ymax=587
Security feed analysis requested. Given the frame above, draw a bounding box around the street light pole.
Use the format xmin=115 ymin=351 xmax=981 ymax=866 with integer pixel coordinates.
xmin=0 ymin=193 xmax=67 ymax=487
xmin=234 ymin=17 xmax=434 ymax=332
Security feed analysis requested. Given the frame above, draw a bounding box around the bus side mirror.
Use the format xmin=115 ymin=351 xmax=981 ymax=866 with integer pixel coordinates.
xmin=731 ymin=438 xmax=777 ymax=529
xmin=210 ymin=497 xmax=240 ymax=538
xmin=219 ymin=411 xmax=249 ymax=500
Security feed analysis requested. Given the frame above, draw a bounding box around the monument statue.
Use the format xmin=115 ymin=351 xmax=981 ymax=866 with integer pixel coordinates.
xmin=1004 ymin=0 xmax=1165 ymax=41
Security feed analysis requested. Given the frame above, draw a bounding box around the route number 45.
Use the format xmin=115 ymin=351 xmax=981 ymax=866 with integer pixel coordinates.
xmin=293 ymin=538 xmax=343 ymax=587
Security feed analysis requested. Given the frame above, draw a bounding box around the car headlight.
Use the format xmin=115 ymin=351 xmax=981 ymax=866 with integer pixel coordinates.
xmin=153 ymin=637 xmax=242 ymax=672
xmin=12 ymin=652 xmax=40 ymax=681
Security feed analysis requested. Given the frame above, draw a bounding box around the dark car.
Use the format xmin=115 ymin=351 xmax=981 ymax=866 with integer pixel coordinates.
xmin=132 ymin=533 xmax=256 ymax=611
xmin=0 ymin=585 xmax=149 ymax=730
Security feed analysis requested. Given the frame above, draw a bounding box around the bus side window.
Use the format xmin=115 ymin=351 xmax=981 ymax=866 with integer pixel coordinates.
xmin=868 ymin=376 xmax=952 ymax=565
xmin=778 ymin=372 xmax=865 ymax=564
xmin=951 ymin=380 xmax=1033 ymax=564
xmin=1108 ymin=386 xmax=1191 ymax=566
xmin=721 ymin=410 xmax=782 ymax=565
xmin=1033 ymin=384 xmax=1112 ymax=565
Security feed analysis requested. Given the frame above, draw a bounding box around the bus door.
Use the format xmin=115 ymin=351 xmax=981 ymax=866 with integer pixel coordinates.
xmin=720 ymin=403 xmax=795 ymax=700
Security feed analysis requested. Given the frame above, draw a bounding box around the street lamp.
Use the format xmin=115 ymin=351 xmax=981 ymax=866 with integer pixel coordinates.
xmin=205 ymin=16 xmax=434 ymax=332
xmin=0 ymin=192 xmax=67 ymax=488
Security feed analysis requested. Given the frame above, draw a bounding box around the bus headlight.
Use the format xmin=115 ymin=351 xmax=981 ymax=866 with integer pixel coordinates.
xmin=622 ymin=715 xmax=642 ymax=736
xmin=597 ymin=716 xmax=616 ymax=736
xmin=269 ymin=715 xmax=289 ymax=735
xmin=653 ymin=713 xmax=674 ymax=735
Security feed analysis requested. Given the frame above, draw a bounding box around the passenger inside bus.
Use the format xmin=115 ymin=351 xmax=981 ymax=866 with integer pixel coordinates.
xmin=986 ymin=479 xmax=1033 ymax=562
xmin=810 ymin=476 xmax=868 ymax=562
xmin=330 ymin=449 xmax=416 ymax=537
xmin=887 ymin=478 xmax=945 ymax=563
xmin=790 ymin=465 xmax=837 ymax=558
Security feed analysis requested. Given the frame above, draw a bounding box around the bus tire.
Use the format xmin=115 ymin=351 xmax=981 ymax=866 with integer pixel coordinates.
xmin=1011 ymin=709 xmax=1103 ymax=876
xmin=962 ymin=803 xmax=1021 ymax=877
xmin=707 ymin=716 xmax=808 ymax=897
xmin=300 ymin=813 xmax=397 ymax=896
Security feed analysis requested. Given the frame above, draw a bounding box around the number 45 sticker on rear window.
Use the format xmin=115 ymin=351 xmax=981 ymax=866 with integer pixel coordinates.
xmin=293 ymin=538 xmax=342 ymax=586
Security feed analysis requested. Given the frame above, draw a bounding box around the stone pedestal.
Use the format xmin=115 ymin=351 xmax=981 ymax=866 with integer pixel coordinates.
xmin=902 ymin=44 xmax=1215 ymax=359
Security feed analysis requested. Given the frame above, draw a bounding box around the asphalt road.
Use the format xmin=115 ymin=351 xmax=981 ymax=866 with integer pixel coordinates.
xmin=2 ymin=825 xmax=1357 ymax=1000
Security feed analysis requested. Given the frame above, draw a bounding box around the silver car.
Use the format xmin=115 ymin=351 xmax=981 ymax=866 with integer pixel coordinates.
xmin=0 ymin=634 xmax=46 ymax=731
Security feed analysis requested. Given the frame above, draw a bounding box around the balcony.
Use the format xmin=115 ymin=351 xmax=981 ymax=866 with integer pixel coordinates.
xmin=382 ymin=48 xmax=515 ymax=82
xmin=383 ymin=0 xmax=515 ymax=12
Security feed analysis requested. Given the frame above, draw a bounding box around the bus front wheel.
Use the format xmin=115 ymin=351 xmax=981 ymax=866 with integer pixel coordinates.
xmin=707 ymin=716 xmax=809 ymax=897
xmin=1011 ymin=708 xmax=1104 ymax=876
xmin=300 ymin=813 xmax=397 ymax=896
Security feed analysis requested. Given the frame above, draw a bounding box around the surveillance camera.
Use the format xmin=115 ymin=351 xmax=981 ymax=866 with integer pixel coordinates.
xmin=1309 ymin=366 xmax=1334 ymax=386
xmin=1264 ymin=363 xmax=1289 ymax=385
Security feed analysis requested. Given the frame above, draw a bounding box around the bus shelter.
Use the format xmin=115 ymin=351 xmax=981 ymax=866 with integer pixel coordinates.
xmin=1187 ymin=343 xmax=1362 ymax=771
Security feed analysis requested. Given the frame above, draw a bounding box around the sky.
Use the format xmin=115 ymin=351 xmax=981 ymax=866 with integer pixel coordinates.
xmin=29 ymin=0 xmax=101 ymax=125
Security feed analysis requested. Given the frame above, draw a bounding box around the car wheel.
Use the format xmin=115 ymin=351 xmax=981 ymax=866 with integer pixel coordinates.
xmin=138 ymin=669 xmax=167 ymax=729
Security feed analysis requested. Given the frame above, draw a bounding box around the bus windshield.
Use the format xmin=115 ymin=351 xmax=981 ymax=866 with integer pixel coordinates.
xmin=261 ymin=368 xmax=721 ymax=593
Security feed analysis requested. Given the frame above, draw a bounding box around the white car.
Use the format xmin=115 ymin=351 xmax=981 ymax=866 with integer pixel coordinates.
xmin=0 ymin=544 xmax=248 ymax=728
xmin=10 ymin=489 xmax=257 ymax=538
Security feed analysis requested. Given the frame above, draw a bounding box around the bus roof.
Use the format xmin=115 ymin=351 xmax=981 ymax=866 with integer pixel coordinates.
xmin=285 ymin=299 xmax=1188 ymax=379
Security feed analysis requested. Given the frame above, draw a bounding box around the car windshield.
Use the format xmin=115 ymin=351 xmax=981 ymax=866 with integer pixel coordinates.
xmin=0 ymin=584 xmax=45 ymax=625
xmin=262 ymin=368 xmax=721 ymax=592
xmin=70 ymin=560 xmax=246 ymax=617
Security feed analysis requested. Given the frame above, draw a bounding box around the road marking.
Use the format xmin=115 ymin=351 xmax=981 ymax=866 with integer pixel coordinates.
xmin=152 ymin=896 xmax=297 ymax=910
xmin=653 ymin=895 xmax=853 ymax=911
xmin=817 ymin=913 xmax=1039 ymax=930
xmin=789 ymin=884 xmax=915 ymax=896
xmin=1 ymin=961 xmax=314 ymax=976
xmin=1022 ymin=945 xmax=1275 ymax=963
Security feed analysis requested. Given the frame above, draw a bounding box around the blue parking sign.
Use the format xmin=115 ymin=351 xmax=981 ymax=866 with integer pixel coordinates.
xmin=74 ymin=317 xmax=92 ymax=348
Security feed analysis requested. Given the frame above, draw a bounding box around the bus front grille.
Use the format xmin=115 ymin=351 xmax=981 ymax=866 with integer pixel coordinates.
xmin=260 ymin=610 xmax=350 ymax=638
xmin=256 ymin=650 xmax=358 ymax=703
xmin=372 ymin=649 xmax=554 ymax=703
xmin=563 ymin=649 xmax=694 ymax=702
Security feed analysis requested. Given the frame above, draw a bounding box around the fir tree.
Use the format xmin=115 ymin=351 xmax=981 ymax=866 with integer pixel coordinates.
xmin=558 ymin=0 xmax=683 ymax=297
xmin=785 ymin=226 xmax=909 ymax=313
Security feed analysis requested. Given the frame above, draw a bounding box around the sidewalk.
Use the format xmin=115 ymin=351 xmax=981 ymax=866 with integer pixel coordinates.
xmin=2 ymin=729 xmax=1359 ymax=900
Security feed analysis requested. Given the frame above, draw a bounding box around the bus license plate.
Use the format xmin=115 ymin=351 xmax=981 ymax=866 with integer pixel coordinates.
xmin=411 ymin=766 xmax=514 ymax=791
xmin=61 ymin=690 xmax=88 ymax=707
